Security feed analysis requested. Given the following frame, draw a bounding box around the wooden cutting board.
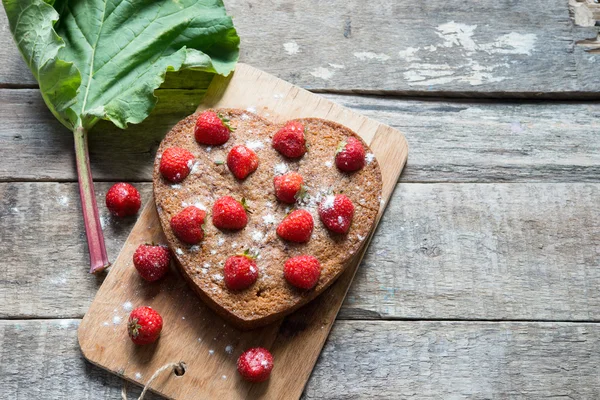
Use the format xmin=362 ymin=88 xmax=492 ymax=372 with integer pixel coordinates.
xmin=78 ymin=63 xmax=408 ymax=399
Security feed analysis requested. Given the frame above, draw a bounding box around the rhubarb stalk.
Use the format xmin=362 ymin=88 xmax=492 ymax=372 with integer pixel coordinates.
xmin=74 ymin=126 xmax=110 ymax=273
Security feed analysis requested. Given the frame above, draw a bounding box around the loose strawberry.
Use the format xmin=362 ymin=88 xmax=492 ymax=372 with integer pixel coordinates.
xmin=272 ymin=121 xmax=306 ymax=158
xmin=273 ymin=172 xmax=304 ymax=204
xmin=212 ymin=196 xmax=248 ymax=230
xmin=194 ymin=110 xmax=233 ymax=145
xmin=159 ymin=147 xmax=195 ymax=183
xmin=105 ymin=182 xmax=141 ymax=217
xmin=227 ymin=145 xmax=259 ymax=180
xmin=127 ymin=306 xmax=163 ymax=345
xmin=318 ymin=194 xmax=354 ymax=234
xmin=224 ymin=253 xmax=258 ymax=290
xmin=170 ymin=206 xmax=206 ymax=244
xmin=237 ymin=347 xmax=274 ymax=383
xmin=335 ymin=137 xmax=365 ymax=172
xmin=284 ymin=255 xmax=321 ymax=290
xmin=133 ymin=244 xmax=171 ymax=282
xmin=276 ymin=209 xmax=313 ymax=243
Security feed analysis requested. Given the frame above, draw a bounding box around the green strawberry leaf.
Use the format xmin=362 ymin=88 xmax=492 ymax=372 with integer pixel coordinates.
xmin=217 ymin=113 xmax=235 ymax=132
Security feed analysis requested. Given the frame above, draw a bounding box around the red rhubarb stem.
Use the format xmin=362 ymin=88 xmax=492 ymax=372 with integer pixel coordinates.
xmin=73 ymin=126 xmax=110 ymax=274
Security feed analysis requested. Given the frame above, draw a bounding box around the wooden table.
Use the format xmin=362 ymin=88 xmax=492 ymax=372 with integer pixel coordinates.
xmin=1 ymin=1 xmax=599 ymax=398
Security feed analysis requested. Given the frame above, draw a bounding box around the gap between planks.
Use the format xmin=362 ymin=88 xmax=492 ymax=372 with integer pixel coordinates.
xmin=6 ymin=316 xmax=600 ymax=324
xmin=4 ymin=83 xmax=600 ymax=101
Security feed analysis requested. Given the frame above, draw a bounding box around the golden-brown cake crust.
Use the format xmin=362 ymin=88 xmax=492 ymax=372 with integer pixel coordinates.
xmin=153 ymin=109 xmax=382 ymax=329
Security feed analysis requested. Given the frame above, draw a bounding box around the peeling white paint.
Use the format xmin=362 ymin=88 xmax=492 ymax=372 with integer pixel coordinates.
xmin=400 ymin=21 xmax=536 ymax=87
xmin=283 ymin=41 xmax=300 ymax=55
xmin=436 ymin=22 xmax=479 ymax=52
xmin=481 ymin=32 xmax=537 ymax=55
xmin=404 ymin=60 xmax=505 ymax=86
xmin=353 ymin=52 xmax=390 ymax=61
xmin=310 ymin=67 xmax=334 ymax=80
xmin=398 ymin=47 xmax=420 ymax=62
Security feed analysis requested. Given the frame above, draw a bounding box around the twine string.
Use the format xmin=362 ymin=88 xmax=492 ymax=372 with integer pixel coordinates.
xmin=121 ymin=362 xmax=185 ymax=400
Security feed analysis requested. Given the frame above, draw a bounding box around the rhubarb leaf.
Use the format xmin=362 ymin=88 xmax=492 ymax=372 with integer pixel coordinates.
xmin=3 ymin=0 xmax=239 ymax=131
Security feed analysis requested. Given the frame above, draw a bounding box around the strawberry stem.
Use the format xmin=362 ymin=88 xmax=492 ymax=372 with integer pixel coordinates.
xmin=73 ymin=126 xmax=110 ymax=274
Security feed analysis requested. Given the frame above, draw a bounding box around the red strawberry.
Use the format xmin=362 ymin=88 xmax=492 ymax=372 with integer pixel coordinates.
xmin=276 ymin=209 xmax=313 ymax=243
xmin=224 ymin=254 xmax=258 ymax=290
xmin=272 ymin=121 xmax=306 ymax=158
xmin=127 ymin=306 xmax=163 ymax=345
xmin=273 ymin=172 xmax=304 ymax=204
xmin=170 ymin=206 xmax=206 ymax=244
xmin=284 ymin=255 xmax=321 ymax=290
xmin=133 ymin=244 xmax=171 ymax=282
xmin=159 ymin=147 xmax=195 ymax=183
xmin=105 ymin=182 xmax=141 ymax=217
xmin=212 ymin=196 xmax=248 ymax=230
xmin=335 ymin=137 xmax=365 ymax=172
xmin=227 ymin=145 xmax=259 ymax=180
xmin=194 ymin=110 xmax=233 ymax=145
xmin=318 ymin=194 xmax=354 ymax=234
xmin=237 ymin=347 xmax=274 ymax=383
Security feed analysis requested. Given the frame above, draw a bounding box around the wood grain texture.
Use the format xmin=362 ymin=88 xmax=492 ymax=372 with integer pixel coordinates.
xmin=2 ymin=89 xmax=600 ymax=183
xmin=78 ymin=63 xmax=407 ymax=399
xmin=3 ymin=319 xmax=600 ymax=399
xmin=1 ymin=0 xmax=599 ymax=96
xmin=2 ymin=182 xmax=599 ymax=322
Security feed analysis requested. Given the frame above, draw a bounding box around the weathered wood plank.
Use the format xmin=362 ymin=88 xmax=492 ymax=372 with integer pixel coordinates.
xmin=2 ymin=182 xmax=598 ymax=321
xmin=1 ymin=319 xmax=599 ymax=399
xmin=1 ymin=0 xmax=599 ymax=96
xmin=340 ymin=182 xmax=600 ymax=321
xmin=2 ymin=89 xmax=599 ymax=182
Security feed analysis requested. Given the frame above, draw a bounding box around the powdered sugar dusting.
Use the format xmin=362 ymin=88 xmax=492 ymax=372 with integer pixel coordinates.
xmin=135 ymin=372 xmax=142 ymax=379
xmin=193 ymin=201 xmax=206 ymax=210
xmin=262 ymin=214 xmax=276 ymax=225
xmin=176 ymin=248 xmax=184 ymax=255
xmin=251 ymin=230 xmax=264 ymax=242
xmin=365 ymin=153 xmax=375 ymax=165
xmin=240 ymin=113 xmax=250 ymax=121
xmin=274 ymin=163 xmax=288 ymax=175
xmin=187 ymin=159 xmax=194 ymax=169
xmin=325 ymin=161 xmax=333 ymax=168
xmin=212 ymin=273 xmax=223 ymax=282
xmin=171 ymin=184 xmax=182 ymax=189
xmin=201 ymin=263 xmax=210 ymax=274
xmin=217 ymin=237 xmax=225 ymax=246
xmin=190 ymin=245 xmax=200 ymax=252
xmin=225 ymin=345 xmax=234 ymax=354
xmin=191 ymin=161 xmax=201 ymax=174
xmin=209 ymin=349 xmax=215 ymax=355
xmin=246 ymin=106 xmax=257 ymax=113
xmin=337 ymin=215 xmax=344 ymax=224
xmin=122 ymin=301 xmax=133 ymax=312
xmin=246 ymin=140 xmax=264 ymax=151
xmin=112 ymin=315 xmax=122 ymax=325
xmin=322 ymin=195 xmax=335 ymax=211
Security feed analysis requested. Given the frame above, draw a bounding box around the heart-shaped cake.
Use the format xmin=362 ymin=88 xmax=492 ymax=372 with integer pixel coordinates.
xmin=153 ymin=108 xmax=382 ymax=329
